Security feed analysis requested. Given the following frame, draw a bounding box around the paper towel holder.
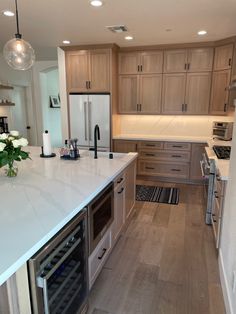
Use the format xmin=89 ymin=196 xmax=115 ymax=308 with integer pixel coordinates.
xmin=40 ymin=146 xmax=56 ymax=158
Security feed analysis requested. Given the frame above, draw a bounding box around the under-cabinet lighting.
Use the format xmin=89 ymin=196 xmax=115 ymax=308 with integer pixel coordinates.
xmin=2 ymin=10 xmax=15 ymax=17
xmin=198 ymin=30 xmax=207 ymax=35
xmin=125 ymin=36 xmax=134 ymax=41
xmin=62 ymin=40 xmax=71 ymax=44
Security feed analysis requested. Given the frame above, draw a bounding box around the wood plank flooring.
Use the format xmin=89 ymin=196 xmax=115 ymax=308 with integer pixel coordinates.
xmin=88 ymin=180 xmax=225 ymax=314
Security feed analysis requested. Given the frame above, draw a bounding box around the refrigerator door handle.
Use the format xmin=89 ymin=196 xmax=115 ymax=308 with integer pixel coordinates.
xmin=84 ymin=102 xmax=88 ymax=141
xmin=88 ymin=101 xmax=92 ymax=141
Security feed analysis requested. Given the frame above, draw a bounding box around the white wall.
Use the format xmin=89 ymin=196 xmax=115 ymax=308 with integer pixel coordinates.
xmin=40 ymin=68 xmax=62 ymax=147
xmin=119 ymin=115 xmax=235 ymax=138
xmin=219 ymin=112 xmax=236 ymax=314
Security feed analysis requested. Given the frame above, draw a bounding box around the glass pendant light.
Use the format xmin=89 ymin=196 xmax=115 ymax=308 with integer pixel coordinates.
xmin=3 ymin=0 xmax=35 ymax=70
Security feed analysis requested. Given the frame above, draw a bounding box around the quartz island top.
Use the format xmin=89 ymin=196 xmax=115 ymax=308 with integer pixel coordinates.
xmin=0 ymin=147 xmax=137 ymax=286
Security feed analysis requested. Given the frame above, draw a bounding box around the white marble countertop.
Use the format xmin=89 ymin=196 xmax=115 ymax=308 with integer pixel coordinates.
xmin=113 ymin=134 xmax=210 ymax=143
xmin=0 ymin=147 xmax=137 ymax=286
xmin=206 ymin=139 xmax=231 ymax=181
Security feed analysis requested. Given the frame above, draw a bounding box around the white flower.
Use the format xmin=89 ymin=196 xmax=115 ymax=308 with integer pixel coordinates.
xmin=0 ymin=133 xmax=8 ymax=140
xmin=10 ymin=130 xmax=19 ymax=137
xmin=18 ymin=138 xmax=28 ymax=147
xmin=8 ymin=136 xmax=14 ymax=141
xmin=0 ymin=142 xmax=6 ymax=152
xmin=12 ymin=139 xmax=20 ymax=148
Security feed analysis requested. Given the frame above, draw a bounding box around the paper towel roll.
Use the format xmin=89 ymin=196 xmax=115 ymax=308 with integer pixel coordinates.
xmin=43 ymin=130 xmax=52 ymax=156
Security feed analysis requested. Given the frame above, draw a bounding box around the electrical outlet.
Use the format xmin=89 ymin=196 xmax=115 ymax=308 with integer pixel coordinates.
xmin=233 ymin=270 xmax=236 ymax=293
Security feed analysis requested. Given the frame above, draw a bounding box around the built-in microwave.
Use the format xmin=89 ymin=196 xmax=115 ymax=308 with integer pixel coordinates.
xmin=88 ymin=182 xmax=114 ymax=254
xmin=212 ymin=121 xmax=234 ymax=141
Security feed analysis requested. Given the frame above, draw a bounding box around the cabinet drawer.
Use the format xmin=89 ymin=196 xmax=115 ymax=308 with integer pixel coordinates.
xmin=164 ymin=142 xmax=191 ymax=151
xmin=89 ymin=230 xmax=111 ymax=288
xmin=114 ymin=172 xmax=125 ymax=189
xmin=139 ymin=150 xmax=190 ymax=162
xmin=138 ymin=160 xmax=189 ymax=179
xmin=138 ymin=141 xmax=163 ymax=149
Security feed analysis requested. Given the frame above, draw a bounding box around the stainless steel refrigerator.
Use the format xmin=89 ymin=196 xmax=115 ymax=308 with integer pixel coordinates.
xmin=69 ymin=93 xmax=110 ymax=150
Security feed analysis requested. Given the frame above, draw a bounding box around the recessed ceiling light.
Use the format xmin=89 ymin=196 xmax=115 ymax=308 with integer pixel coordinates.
xmin=125 ymin=36 xmax=133 ymax=41
xmin=2 ymin=10 xmax=15 ymax=17
xmin=62 ymin=40 xmax=71 ymax=44
xmin=90 ymin=0 xmax=103 ymax=7
xmin=198 ymin=30 xmax=207 ymax=36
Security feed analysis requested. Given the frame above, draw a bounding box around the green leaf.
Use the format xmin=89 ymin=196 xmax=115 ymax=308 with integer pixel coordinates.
xmin=19 ymin=151 xmax=29 ymax=160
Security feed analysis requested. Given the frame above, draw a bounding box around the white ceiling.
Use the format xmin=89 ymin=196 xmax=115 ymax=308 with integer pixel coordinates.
xmin=0 ymin=0 xmax=236 ymax=60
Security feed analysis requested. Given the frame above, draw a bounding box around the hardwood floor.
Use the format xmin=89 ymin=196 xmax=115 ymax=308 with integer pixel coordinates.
xmin=88 ymin=180 xmax=225 ymax=314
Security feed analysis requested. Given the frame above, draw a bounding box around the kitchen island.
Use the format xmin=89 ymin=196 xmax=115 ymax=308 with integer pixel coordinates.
xmin=0 ymin=147 xmax=137 ymax=313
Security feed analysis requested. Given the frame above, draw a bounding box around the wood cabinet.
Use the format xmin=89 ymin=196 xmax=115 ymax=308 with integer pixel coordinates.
xmin=119 ymin=74 xmax=162 ymax=114
xmin=66 ymin=49 xmax=110 ymax=92
xmin=185 ymin=72 xmax=211 ymax=114
xmin=210 ymin=70 xmax=231 ymax=115
xmin=164 ymin=48 xmax=213 ymax=73
xmin=190 ymin=143 xmax=206 ymax=180
xmin=113 ymin=140 xmax=138 ymax=153
xmin=214 ymin=44 xmax=234 ymax=71
xmin=125 ymin=161 xmax=136 ymax=219
xmin=119 ymin=51 xmax=163 ymax=74
xmin=162 ymin=72 xmax=211 ymax=115
xmin=162 ymin=73 xmax=186 ymax=114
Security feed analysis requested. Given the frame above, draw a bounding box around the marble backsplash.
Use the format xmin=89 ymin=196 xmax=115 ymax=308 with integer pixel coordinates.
xmin=119 ymin=115 xmax=235 ymax=137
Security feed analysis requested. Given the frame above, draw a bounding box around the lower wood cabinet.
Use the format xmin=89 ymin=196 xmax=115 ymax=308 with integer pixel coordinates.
xmin=113 ymin=139 xmax=207 ymax=183
xmin=125 ymin=161 xmax=136 ymax=219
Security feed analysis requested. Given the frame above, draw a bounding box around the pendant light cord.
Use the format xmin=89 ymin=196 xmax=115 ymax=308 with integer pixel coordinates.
xmin=15 ymin=0 xmax=22 ymax=38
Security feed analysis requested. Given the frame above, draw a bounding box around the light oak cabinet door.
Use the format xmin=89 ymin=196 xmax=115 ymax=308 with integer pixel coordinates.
xmin=185 ymin=72 xmax=211 ymax=114
xmin=90 ymin=50 xmax=110 ymax=92
xmin=66 ymin=51 xmax=89 ymax=92
xmin=162 ymin=73 xmax=186 ymax=114
xmin=140 ymin=51 xmax=163 ymax=74
xmin=112 ymin=180 xmax=125 ymax=243
xmin=113 ymin=140 xmax=138 ymax=153
xmin=119 ymin=53 xmax=139 ymax=74
xmin=139 ymin=75 xmax=162 ymax=113
xmin=119 ymin=75 xmax=139 ymax=113
xmin=188 ymin=48 xmax=213 ymax=72
xmin=125 ymin=161 xmax=136 ymax=219
xmin=164 ymin=49 xmax=188 ymax=73
xmin=210 ymin=70 xmax=231 ymax=114
xmin=190 ymin=143 xmax=206 ymax=180
xmin=214 ymin=44 xmax=234 ymax=71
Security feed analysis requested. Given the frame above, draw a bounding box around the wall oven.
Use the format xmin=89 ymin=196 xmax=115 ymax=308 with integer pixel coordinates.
xmin=88 ymin=182 xmax=114 ymax=254
xmin=28 ymin=209 xmax=88 ymax=314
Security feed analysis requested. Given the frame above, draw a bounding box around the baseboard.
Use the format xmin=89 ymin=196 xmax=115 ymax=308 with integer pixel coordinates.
xmin=219 ymin=249 xmax=234 ymax=314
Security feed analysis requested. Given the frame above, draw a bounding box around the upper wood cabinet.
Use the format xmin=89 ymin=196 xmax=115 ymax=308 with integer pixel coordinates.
xmin=119 ymin=51 xmax=163 ymax=74
xmin=164 ymin=48 xmax=213 ymax=73
xmin=164 ymin=50 xmax=188 ymax=73
xmin=66 ymin=49 xmax=110 ymax=92
xmin=119 ymin=74 xmax=162 ymax=114
xmin=185 ymin=72 xmax=211 ymax=114
xmin=162 ymin=73 xmax=186 ymax=114
xmin=210 ymin=70 xmax=231 ymax=115
xmin=214 ymin=44 xmax=234 ymax=71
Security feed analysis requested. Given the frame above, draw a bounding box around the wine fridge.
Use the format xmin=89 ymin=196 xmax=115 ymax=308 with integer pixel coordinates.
xmin=28 ymin=209 xmax=88 ymax=314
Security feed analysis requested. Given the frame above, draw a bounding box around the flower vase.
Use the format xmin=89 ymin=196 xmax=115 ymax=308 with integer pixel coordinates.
xmin=5 ymin=162 xmax=18 ymax=177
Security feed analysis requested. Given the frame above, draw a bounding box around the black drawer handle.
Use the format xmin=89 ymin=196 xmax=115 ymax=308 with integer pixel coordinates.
xmin=98 ymin=248 xmax=107 ymax=260
xmin=145 ymin=153 xmax=155 ymax=156
xmin=118 ymin=187 xmax=124 ymax=194
xmin=145 ymin=166 xmax=155 ymax=170
xmin=172 ymin=145 xmax=183 ymax=148
xmin=117 ymin=177 xmax=123 ymax=184
xmin=214 ymin=191 xmax=219 ymax=199
xmin=229 ymin=58 xmax=232 ymax=66
xmin=171 ymin=169 xmax=181 ymax=172
xmin=145 ymin=144 xmax=155 ymax=147
xmin=172 ymin=155 xmax=182 ymax=158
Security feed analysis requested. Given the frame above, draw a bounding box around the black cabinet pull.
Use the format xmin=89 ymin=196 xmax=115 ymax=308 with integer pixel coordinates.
xmin=145 ymin=153 xmax=155 ymax=156
xmin=117 ymin=177 xmax=123 ymax=184
xmin=172 ymin=155 xmax=182 ymax=158
xmin=139 ymin=104 xmax=142 ymax=111
xmin=182 ymin=104 xmax=184 ymax=112
xmin=140 ymin=65 xmax=143 ymax=72
xmin=98 ymin=248 xmax=107 ymax=260
xmin=229 ymin=58 xmax=232 ymax=67
xmin=224 ymin=104 xmax=227 ymax=112
xmin=26 ymin=126 xmax=31 ymax=129
xmin=172 ymin=145 xmax=183 ymax=148
xmin=89 ymin=81 xmax=91 ymax=89
xmin=145 ymin=166 xmax=155 ymax=170
xmin=185 ymin=104 xmax=187 ymax=112
xmin=118 ymin=187 xmax=124 ymax=194
xmin=171 ymin=169 xmax=181 ymax=172
xmin=145 ymin=144 xmax=155 ymax=147
xmin=184 ymin=63 xmax=187 ymax=70
xmin=138 ymin=65 xmax=140 ymax=72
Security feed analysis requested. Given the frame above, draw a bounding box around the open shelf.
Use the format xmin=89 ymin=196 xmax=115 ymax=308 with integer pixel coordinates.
xmin=0 ymin=84 xmax=14 ymax=90
xmin=0 ymin=102 xmax=15 ymax=106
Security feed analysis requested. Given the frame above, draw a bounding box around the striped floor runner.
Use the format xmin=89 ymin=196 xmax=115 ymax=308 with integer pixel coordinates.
xmin=136 ymin=185 xmax=179 ymax=205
